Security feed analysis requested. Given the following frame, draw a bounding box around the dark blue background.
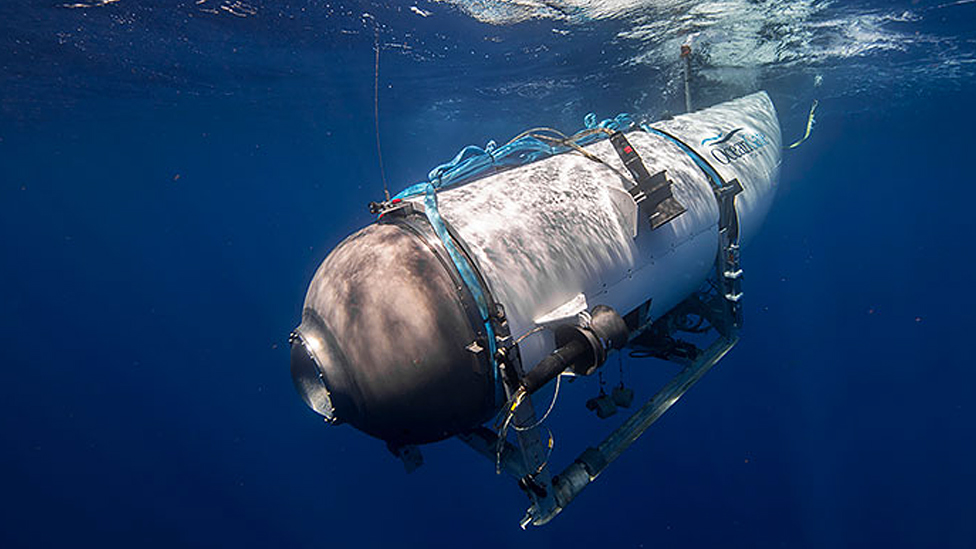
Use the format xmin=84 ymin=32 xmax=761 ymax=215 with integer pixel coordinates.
xmin=2 ymin=1 xmax=974 ymax=547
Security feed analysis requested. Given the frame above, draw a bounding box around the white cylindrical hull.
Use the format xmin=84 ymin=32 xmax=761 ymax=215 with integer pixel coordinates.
xmin=434 ymin=92 xmax=782 ymax=368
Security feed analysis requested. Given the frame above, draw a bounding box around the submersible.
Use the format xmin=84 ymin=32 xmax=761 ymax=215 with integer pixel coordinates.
xmin=290 ymin=91 xmax=782 ymax=525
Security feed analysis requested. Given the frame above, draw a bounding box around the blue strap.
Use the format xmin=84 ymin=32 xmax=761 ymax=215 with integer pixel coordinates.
xmin=387 ymin=113 xmax=640 ymax=391
xmin=392 ymin=112 xmax=635 ymax=201
xmin=643 ymin=124 xmax=724 ymax=189
xmin=422 ymin=184 xmax=499 ymax=387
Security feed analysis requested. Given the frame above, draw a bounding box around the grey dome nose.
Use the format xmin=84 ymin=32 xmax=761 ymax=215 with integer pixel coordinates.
xmin=290 ymin=217 xmax=497 ymax=445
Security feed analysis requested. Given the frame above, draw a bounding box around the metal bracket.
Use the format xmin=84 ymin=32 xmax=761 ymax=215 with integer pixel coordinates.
xmin=714 ymin=178 xmax=744 ymax=331
xmin=457 ymin=427 xmax=526 ymax=479
xmin=486 ymin=310 xmax=559 ymax=526
xmin=503 ymin=381 xmax=557 ymax=526
xmin=387 ymin=443 xmax=423 ymax=474
xmin=608 ymin=131 xmax=687 ymax=230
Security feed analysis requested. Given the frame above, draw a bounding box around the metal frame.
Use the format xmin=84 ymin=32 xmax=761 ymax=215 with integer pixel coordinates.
xmin=458 ymin=273 xmax=741 ymax=526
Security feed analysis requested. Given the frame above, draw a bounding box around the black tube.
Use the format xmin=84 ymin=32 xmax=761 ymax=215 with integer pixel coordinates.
xmin=522 ymin=339 xmax=590 ymax=394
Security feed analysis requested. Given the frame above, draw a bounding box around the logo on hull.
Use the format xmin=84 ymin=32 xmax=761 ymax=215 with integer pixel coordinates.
xmin=701 ymin=127 xmax=769 ymax=165
xmin=701 ymin=128 xmax=743 ymax=146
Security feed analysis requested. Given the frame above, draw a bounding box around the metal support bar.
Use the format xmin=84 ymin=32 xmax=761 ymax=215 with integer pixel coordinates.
xmin=458 ymin=427 xmax=527 ymax=479
xmin=530 ymin=334 xmax=739 ymax=526
xmin=387 ymin=443 xmax=423 ymax=473
xmin=494 ymin=340 xmax=558 ymax=525
xmin=508 ymin=393 xmax=557 ymax=526
xmin=608 ymin=132 xmax=686 ymax=230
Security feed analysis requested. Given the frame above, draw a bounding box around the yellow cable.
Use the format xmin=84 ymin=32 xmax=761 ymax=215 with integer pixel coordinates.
xmin=787 ymin=99 xmax=818 ymax=150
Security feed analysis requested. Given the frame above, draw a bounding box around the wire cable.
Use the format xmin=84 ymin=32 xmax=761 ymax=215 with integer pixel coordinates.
xmin=523 ymin=130 xmax=632 ymax=183
xmin=532 ymin=427 xmax=555 ymax=475
xmin=493 ymin=374 xmax=563 ymax=473
xmin=513 ymin=374 xmax=562 ymax=432
xmin=514 ymin=325 xmax=546 ymax=346
xmin=369 ymin=15 xmax=390 ymax=201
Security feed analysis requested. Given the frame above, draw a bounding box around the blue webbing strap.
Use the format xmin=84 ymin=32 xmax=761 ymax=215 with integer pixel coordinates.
xmin=392 ymin=113 xmax=635 ymax=201
xmin=642 ymin=124 xmax=724 ymax=189
xmin=387 ymin=113 xmax=638 ymax=393
xmin=422 ymin=184 xmax=500 ymax=388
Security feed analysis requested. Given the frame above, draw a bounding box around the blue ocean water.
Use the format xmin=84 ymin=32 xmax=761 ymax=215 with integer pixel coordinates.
xmin=2 ymin=0 xmax=975 ymax=547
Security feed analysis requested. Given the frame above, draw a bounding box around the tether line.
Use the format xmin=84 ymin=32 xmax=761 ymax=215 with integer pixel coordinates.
xmin=371 ymin=15 xmax=390 ymax=201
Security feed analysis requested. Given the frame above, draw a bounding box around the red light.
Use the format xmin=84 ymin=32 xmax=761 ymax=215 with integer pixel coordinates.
xmin=623 ymin=146 xmax=633 ymax=154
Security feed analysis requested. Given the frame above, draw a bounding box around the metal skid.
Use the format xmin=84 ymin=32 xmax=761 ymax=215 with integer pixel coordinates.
xmin=459 ymin=273 xmax=741 ymax=527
